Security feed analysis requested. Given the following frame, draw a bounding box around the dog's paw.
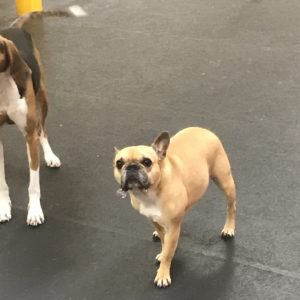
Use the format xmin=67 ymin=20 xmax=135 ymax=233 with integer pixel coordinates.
xmin=152 ymin=231 xmax=160 ymax=242
xmin=0 ymin=196 xmax=12 ymax=223
xmin=27 ymin=205 xmax=44 ymax=226
xmin=45 ymin=153 xmax=61 ymax=168
xmin=154 ymin=269 xmax=171 ymax=288
xmin=221 ymin=227 xmax=235 ymax=239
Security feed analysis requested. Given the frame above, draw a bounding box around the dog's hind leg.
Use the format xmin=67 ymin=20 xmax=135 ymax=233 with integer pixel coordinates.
xmin=211 ymin=146 xmax=236 ymax=239
xmin=40 ymin=129 xmax=61 ymax=168
xmin=0 ymin=137 xmax=12 ymax=222
xmin=38 ymin=83 xmax=61 ymax=168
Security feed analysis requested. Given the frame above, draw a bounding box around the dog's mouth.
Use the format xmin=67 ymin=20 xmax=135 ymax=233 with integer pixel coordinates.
xmin=121 ymin=178 xmax=151 ymax=192
xmin=121 ymin=171 xmax=150 ymax=192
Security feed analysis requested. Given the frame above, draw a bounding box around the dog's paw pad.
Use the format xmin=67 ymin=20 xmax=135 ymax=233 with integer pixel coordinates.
xmin=27 ymin=206 xmax=44 ymax=226
xmin=152 ymin=231 xmax=160 ymax=242
xmin=154 ymin=273 xmax=171 ymax=288
xmin=0 ymin=199 xmax=12 ymax=223
xmin=45 ymin=154 xmax=61 ymax=168
xmin=221 ymin=228 xmax=235 ymax=239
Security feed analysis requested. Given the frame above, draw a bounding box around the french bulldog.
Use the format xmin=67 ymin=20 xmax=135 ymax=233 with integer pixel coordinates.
xmin=113 ymin=127 xmax=236 ymax=288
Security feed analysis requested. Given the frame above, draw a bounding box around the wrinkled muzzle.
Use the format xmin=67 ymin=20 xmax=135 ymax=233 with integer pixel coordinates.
xmin=121 ymin=165 xmax=150 ymax=191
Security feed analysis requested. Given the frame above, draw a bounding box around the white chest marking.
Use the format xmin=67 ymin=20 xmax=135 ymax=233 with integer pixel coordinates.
xmin=132 ymin=191 xmax=161 ymax=222
xmin=0 ymin=72 xmax=27 ymax=132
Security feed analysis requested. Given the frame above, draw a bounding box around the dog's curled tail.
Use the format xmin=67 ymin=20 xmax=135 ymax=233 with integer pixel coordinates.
xmin=9 ymin=10 xmax=71 ymax=28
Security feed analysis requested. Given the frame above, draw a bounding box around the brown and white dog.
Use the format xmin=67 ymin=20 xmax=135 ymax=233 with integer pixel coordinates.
xmin=0 ymin=12 xmax=68 ymax=226
xmin=113 ymin=127 xmax=237 ymax=288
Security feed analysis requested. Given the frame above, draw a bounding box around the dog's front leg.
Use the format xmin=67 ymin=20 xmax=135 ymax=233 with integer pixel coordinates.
xmin=0 ymin=137 xmax=12 ymax=222
xmin=26 ymin=131 xmax=44 ymax=226
xmin=154 ymin=222 xmax=181 ymax=288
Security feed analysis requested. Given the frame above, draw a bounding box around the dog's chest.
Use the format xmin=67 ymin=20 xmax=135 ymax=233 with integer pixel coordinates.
xmin=0 ymin=73 xmax=20 ymax=107
xmin=133 ymin=192 xmax=161 ymax=222
xmin=0 ymin=73 xmax=27 ymax=128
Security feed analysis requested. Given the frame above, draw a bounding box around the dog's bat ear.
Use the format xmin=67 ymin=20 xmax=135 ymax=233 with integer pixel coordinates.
xmin=114 ymin=147 xmax=119 ymax=154
xmin=5 ymin=39 xmax=31 ymax=97
xmin=151 ymin=131 xmax=170 ymax=160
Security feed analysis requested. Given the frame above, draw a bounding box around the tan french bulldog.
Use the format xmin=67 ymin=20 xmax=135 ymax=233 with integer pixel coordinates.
xmin=113 ymin=127 xmax=236 ymax=288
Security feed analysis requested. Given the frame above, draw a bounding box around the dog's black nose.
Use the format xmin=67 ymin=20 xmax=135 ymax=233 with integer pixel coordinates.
xmin=126 ymin=164 xmax=140 ymax=171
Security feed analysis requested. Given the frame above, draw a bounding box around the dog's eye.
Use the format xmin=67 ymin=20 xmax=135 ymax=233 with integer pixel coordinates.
xmin=142 ymin=158 xmax=152 ymax=168
xmin=116 ymin=159 xmax=124 ymax=170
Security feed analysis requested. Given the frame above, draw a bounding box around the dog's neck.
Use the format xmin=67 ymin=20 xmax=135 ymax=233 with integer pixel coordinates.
xmin=129 ymin=188 xmax=161 ymax=222
xmin=0 ymin=71 xmax=20 ymax=107
xmin=0 ymin=71 xmax=10 ymax=87
xmin=130 ymin=188 xmax=156 ymax=199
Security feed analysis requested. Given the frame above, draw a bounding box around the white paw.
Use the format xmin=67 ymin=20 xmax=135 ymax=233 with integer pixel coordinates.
xmin=154 ymin=270 xmax=172 ymax=288
xmin=221 ymin=227 xmax=235 ymax=239
xmin=27 ymin=204 xmax=44 ymax=226
xmin=0 ymin=196 xmax=12 ymax=223
xmin=45 ymin=153 xmax=61 ymax=168
xmin=155 ymin=253 xmax=163 ymax=263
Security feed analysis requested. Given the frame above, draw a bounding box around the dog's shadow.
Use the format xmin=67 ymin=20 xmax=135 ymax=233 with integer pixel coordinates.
xmin=130 ymin=239 xmax=236 ymax=300
xmin=100 ymin=234 xmax=237 ymax=300
xmin=167 ymin=238 xmax=236 ymax=299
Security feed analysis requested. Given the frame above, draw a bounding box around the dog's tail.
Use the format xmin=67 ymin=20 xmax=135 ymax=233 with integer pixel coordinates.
xmin=9 ymin=10 xmax=72 ymax=28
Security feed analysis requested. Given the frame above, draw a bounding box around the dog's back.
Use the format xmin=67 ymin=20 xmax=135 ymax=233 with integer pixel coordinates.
xmin=168 ymin=127 xmax=223 ymax=169
xmin=167 ymin=127 xmax=232 ymax=204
